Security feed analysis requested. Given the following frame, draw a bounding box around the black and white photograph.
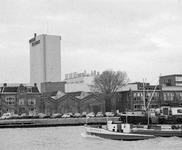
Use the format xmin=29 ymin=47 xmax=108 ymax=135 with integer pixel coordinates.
xmin=0 ymin=0 xmax=182 ymax=150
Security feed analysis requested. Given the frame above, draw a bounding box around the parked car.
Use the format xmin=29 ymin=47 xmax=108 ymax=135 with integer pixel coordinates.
xmin=96 ymin=112 xmax=104 ymax=117
xmin=62 ymin=113 xmax=71 ymax=118
xmin=0 ymin=113 xmax=12 ymax=119
xmin=19 ymin=113 xmax=28 ymax=118
xmin=67 ymin=112 xmax=73 ymax=117
xmin=51 ymin=113 xmax=62 ymax=118
xmin=73 ymin=113 xmax=81 ymax=118
xmin=87 ymin=112 xmax=95 ymax=118
xmin=105 ymin=112 xmax=115 ymax=117
xmin=37 ymin=113 xmax=47 ymax=119
xmin=11 ymin=114 xmax=20 ymax=119
xmin=81 ymin=112 xmax=87 ymax=117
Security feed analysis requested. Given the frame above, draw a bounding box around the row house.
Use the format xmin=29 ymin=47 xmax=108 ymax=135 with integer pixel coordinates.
xmin=0 ymin=83 xmax=41 ymax=116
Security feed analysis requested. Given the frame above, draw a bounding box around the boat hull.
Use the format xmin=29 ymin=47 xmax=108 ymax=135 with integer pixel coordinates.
xmin=85 ymin=126 xmax=155 ymax=141
xmin=132 ymin=128 xmax=182 ymax=137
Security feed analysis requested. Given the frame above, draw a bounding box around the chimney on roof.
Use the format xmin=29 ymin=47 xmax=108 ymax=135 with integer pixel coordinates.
xmin=34 ymin=83 xmax=37 ymax=87
xmin=34 ymin=33 xmax=37 ymax=38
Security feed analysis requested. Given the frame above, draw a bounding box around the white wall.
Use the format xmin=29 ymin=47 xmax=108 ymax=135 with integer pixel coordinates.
xmin=65 ymin=83 xmax=91 ymax=92
xmin=30 ymin=34 xmax=61 ymax=91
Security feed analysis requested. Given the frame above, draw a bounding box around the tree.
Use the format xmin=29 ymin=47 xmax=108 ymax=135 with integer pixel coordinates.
xmin=91 ymin=69 xmax=129 ymax=112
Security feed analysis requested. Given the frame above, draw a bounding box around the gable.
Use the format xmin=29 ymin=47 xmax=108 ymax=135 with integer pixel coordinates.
xmin=51 ymin=91 xmax=66 ymax=100
xmin=81 ymin=93 xmax=104 ymax=103
xmin=76 ymin=91 xmax=90 ymax=99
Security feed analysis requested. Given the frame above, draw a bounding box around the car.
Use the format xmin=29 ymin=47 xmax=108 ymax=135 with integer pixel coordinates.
xmin=51 ymin=113 xmax=62 ymax=118
xmin=67 ymin=112 xmax=73 ymax=117
xmin=19 ymin=113 xmax=28 ymax=118
xmin=81 ymin=112 xmax=87 ymax=117
xmin=62 ymin=113 xmax=71 ymax=118
xmin=96 ymin=112 xmax=104 ymax=117
xmin=11 ymin=114 xmax=20 ymax=119
xmin=87 ymin=112 xmax=95 ymax=118
xmin=37 ymin=113 xmax=47 ymax=119
xmin=0 ymin=113 xmax=12 ymax=119
xmin=73 ymin=113 xmax=81 ymax=118
xmin=105 ymin=112 xmax=115 ymax=117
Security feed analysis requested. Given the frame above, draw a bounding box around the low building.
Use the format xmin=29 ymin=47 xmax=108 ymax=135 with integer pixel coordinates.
xmin=42 ymin=91 xmax=79 ymax=115
xmin=0 ymin=83 xmax=41 ymax=116
xmin=78 ymin=92 xmax=105 ymax=114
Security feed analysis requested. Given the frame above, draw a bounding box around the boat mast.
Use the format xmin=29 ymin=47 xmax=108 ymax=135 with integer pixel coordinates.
xmin=143 ymin=78 xmax=146 ymax=111
xmin=147 ymin=74 xmax=161 ymax=125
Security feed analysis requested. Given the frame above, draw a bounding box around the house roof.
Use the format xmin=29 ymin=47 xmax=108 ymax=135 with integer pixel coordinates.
xmin=1 ymin=85 xmax=40 ymax=93
xmin=2 ymin=87 xmax=18 ymax=92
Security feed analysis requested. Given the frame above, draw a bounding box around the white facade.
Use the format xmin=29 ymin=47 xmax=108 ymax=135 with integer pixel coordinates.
xmin=29 ymin=34 xmax=61 ymax=91
xmin=65 ymin=83 xmax=92 ymax=92
xmin=65 ymin=75 xmax=94 ymax=93
xmin=64 ymin=71 xmax=97 ymax=93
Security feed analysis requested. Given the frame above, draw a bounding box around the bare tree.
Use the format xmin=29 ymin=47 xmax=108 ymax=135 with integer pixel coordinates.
xmin=91 ymin=69 xmax=129 ymax=112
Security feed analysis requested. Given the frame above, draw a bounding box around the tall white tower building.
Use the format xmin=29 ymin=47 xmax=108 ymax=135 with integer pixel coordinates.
xmin=29 ymin=34 xmax=61 ymax=91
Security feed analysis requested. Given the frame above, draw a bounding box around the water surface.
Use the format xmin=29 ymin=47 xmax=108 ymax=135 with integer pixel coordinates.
xmin=0 ymin=126 xmax=181 ymax=150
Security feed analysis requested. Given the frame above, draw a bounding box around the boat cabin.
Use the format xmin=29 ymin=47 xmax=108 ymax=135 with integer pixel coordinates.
xmin=107 ymin=121 xmax=131 ymax=133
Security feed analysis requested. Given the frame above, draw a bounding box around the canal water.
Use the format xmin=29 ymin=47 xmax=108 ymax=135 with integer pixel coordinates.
xmin=0 ymin=126 xmax=181 ymax=150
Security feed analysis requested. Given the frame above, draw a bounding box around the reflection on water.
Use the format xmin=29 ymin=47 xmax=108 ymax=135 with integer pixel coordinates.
xmin=0 ymin=126 xmax=181 ymax=150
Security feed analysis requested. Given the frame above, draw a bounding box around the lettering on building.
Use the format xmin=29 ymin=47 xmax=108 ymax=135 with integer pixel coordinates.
xmin=32 ymin=40 xmax=40 ymax=47
xmin=29 ymin=37 xmax=35 ymax=43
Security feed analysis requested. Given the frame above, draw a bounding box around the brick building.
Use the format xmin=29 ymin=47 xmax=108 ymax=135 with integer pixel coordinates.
xmin=0 ymin=83 xmax=41 ymax=116
xmin=42 ymin=91 xmax=79 ymax=115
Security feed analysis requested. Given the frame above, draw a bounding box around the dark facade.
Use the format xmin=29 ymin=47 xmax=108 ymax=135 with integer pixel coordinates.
xmin=79 ymin=93 xmax=105 ymax=114
xmin=159 ymin=74 xmax=182 ymax=86
xmin=41 ymin=82 xmax=66 ymax=93
xmin=42 ymin=91 xmax=79 ymax=115
xmin=0 ymin=84 xmax=41 ymax=116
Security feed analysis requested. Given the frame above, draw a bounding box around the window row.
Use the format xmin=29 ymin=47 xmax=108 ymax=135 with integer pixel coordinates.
xmin=5 ymin=97 xmax=36 ymax=105
xmin=133 ymin=92 xmax=159 ymax=101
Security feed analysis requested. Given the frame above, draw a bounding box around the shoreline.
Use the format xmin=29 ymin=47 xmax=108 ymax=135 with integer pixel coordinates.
xmin=0 ymin=117 xmax=119 ymax=128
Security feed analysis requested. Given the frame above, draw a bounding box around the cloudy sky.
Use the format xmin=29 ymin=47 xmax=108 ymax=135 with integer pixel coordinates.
xmin=0 ymin=0 xmax=182 ymax=85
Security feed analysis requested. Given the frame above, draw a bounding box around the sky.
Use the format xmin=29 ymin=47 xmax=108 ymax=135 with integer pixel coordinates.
xmin=0 ymin=0 xmax=182 ymax=85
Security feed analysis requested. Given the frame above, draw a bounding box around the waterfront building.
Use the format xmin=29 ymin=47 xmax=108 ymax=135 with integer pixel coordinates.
xmin=159 ymin=74 xmax=182 ymax=86
xmin=115 ymin=82 xmax=161 ymax=112
xmin=41 ymin=91 xmax=79 ymax=115
xmin=0 ymin=83 xmax=41 ymax=116
xmin=78 ymin=92 xmax=105 ymax=114
xmin=29 ymin=33 xmax=61 ymax=92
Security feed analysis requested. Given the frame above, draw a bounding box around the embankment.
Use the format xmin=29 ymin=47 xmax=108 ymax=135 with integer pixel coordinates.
xmin=0 ymin=117 xmax=119 ymax=128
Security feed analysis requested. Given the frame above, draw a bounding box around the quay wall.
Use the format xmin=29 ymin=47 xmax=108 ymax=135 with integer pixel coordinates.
xmin=0 ymin=117 xmax=120 ymax=128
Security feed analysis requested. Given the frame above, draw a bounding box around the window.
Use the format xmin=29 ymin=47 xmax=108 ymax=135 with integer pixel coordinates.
xmin=28 ymin=98 xmax=36 ymax=105
xmin=177 ymin=109 xmax=182 ymax=113
xmin=5 ymin=96 xmax=15 ymax=105
xmin=175 ymin=76 xmax=182 ymax=81
xmin=27 ymin=87 xmax=32 ymax=93
xmin=19 ymin=98 xmax=24 ymax=105
xmin=134 ymin=105 xmax=141 ymax=110
xmin=176 ymin=92 xmax=182 ymax=101
xmin=163 ymin=92 xmax=174 ymax=101
xmin=133 ymin=92 xmax=143 ymax=101
xmin=176 ymin=83 xmax=182 ymax=86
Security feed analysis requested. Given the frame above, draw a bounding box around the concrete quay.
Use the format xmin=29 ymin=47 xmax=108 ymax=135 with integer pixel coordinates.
xmin=0 ymin=117 xmax=120 ymax=128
